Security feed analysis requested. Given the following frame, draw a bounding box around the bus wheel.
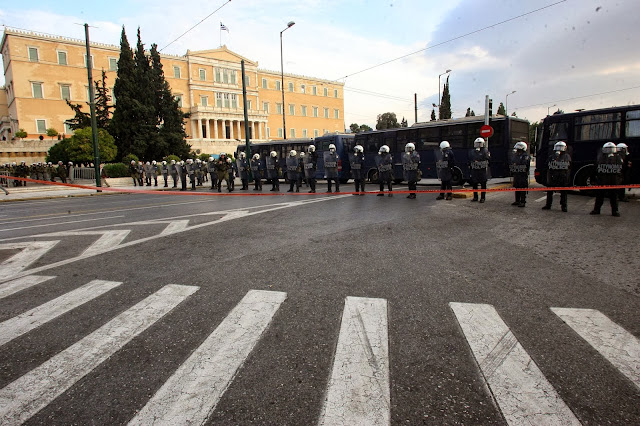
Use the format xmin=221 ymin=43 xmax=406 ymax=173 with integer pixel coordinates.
xmin=451 ymin=167 xmax=465 ymax=186
xmin=574 ymin=165 xmax=596 ymax=195
xmin=368 ymin=169 xmax=379 ymax=183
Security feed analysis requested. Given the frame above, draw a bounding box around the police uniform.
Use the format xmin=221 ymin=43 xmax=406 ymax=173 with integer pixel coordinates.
xmin=543 ymin=150 xmax=571 ymax=211
xmin=510 ymin=146 xmax=530 ymax=207
xmin=591 ymin=145 xmax=623 ymax=216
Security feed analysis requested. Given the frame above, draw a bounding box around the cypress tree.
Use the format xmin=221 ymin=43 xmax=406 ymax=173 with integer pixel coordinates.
xmin=439 ymin=76 xmax=452 ymax=120
xmin=110 ymin=27 xmax=137 ymax=159
xmin=133 ymin=28 xmax=158 ymax=160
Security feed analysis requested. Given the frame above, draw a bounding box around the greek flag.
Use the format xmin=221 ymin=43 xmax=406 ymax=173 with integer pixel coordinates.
xmin=220 ymin=22 xmax=229 ymax=32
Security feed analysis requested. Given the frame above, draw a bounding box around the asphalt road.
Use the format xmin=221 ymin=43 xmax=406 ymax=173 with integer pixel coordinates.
xmin=0 ymin=184 xmax=638 ymax=425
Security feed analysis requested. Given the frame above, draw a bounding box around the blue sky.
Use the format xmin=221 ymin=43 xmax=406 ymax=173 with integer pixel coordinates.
xmin=2 ymin=0 xmax=639 ymax=127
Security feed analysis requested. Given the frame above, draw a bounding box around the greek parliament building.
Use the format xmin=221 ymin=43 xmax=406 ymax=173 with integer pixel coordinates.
xmin=0 ymin=27 xmax=345 ymax=162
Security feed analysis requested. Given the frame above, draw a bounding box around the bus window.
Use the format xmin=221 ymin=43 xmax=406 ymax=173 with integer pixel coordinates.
xmin=441 ymin=125 xmax=465 ymax=148
xmin=343 ymin=137 xmax=354 ymax=153
xmin=365 ymin=133 xmax=382 ymax=153
xmin=418 ymin=127 xmax=440 ymax=149
xmin=384 ymin=132 xmax=396 ymax=151
xmin=549 ymin=122 xmax=569 ymax=141
xmin=396 ymin=129 xmax=417 ymax=151
xmin=574 ymin=113 xmax=621 ymax=141
xmin=625 ymin=110 xmax=640 ymax=137
xmin=510 ymin=120 xmax=529 ymax=147
xmin=467 ymin=122 xmax=484 ymax=145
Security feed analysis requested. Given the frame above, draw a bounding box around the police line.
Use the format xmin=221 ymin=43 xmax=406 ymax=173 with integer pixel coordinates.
xmin=3 ymin=175 xmax=639 ymax=197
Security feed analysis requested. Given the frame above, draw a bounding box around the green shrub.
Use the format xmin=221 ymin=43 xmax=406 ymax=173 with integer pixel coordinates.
xmin=165 ymin=154 xmax=181 ymax=163
xmin=103 ymin=163 xmax=130 ymax=178
xmin=122 ymin=153 xmax=139 ymax=165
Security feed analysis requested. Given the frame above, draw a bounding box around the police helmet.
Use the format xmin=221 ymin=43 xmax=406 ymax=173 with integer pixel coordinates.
xmin=162 ymin=160 xmax=167 ymax=165
xmin=186 ymin=158 xmax=193 ymax=164
xmin=253 ymin=153 xmax=260 ymax=160
xmin=195 ymin=158 xmax=201 ymax=163
xmin=226 ymin=158 xmax=231 ymax=163
xmin=146 ymin=161 xmax=150 ymax=165
xmin=208 ymin=157 xmax=214 ymax=162
xmin=553 ymin=141 xmax=567 ymax=152
xmin=220 ymin=152 xmax=226 ymax=157
xmin=290 ymin=150 xmax=297 ymax=157
xmin=180 ymin=161 xmax=185 ymax=166
xmin=171 ymin=159 xmax=176 ymax=164
xmin=131 ymin=160 xmax=136 ymax=164
xmin=329 ymin=144 xmax=336 ymax=152
xmin=616 ymin=143 xmax=628 ymax=153
xmin=152 ymin=160 xmax=157 ymax=165
xmin=602 ymin=142 xmax=617 ymax=154
xmin=355 ymin=144 xmax=364 ymax=153
xmin=379 ymin=145 xmax=390 ymax=154
xmin=308 ymin=145 xmax=316 ymax=153
xmin=270 ymin=151 xmax=277 ymax=158
xmin=440 ymin=141 xmax=450 ymax=150
xmin=405 ymin=143 xmax=415 ymax=153
xmin=240 ymin=152 xmax=246 ymax=158
xmin=300 ymin=152 xmax=305 ymax=157
xmin=68 ymin=161 xmax=73 ymax=165
xmin=474 ymin=138 xmax=485 ymax=149
xmin=514 ymin=141 xmax=528 ymax=151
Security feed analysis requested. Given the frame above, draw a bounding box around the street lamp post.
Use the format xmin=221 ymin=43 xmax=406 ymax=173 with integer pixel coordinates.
xmin=438 ymin=69 xmax=451 ymax=107
xmin=280 ymin=21 xmax=295 ymax=140
xmin=505 ymin=90 xmax=516 ymax=116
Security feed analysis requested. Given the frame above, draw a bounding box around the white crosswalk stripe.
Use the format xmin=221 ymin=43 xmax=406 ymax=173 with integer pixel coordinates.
xmin=0 ymin=279 xmax=122 ymax=347
xmin=0 ymin=275 xmax=55 ymax=299
xmin=319 ymin=296 xmax=390 ymax=426
xmin=450 ymin=302 xmax=581 ymax=425
xmin=0 ymin=241 xmax=59 ymax=280
xmin=46 ymin=230 xmax=131 ymax=257
xmin=551 ymin=307 xmax=640 ymax=389
xmin=128 ymin=289 xmax=287 ymax=425
xmin=0 ymin=284 xmax=198 ymax=426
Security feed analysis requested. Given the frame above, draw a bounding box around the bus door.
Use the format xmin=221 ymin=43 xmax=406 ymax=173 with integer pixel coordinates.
xmin=417 ymin=127 xmax=440 ymax=179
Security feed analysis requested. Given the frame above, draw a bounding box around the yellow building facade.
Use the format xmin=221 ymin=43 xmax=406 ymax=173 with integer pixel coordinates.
xmin=0 ymin=28 xmax=345 ymax=161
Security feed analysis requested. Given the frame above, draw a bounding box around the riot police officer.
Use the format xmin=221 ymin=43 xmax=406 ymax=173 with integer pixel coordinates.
xmin=137 ymin=161 xmax=144 ymax=186
xmin=144 ymin=161 xmax=152 ymax=186
xmin=57 ymin=161 xmax=67 ymax=184
xmin=436 ymin=141 xmax=455 ymax=200
xmin=510 ymin=141 xmax=530 ymax=207
xmin=185 ymin=158 xmax=196 ymax=190
xmin=350 ymin=144 xmax=366 ymax=195
xmin=161 ymin=161 xmax=169 ymax=187
xmin=376 ymin=145 xmax=393 ymax=197
xmin=177 ymin=160 xmax=187 ymax=191
xmin=207 ymin=157 xmax=218 ymax=190
xmin=591 ymin=142 xmax=623 ymax=216
xmin=251 ymin=153 xmax=263 ymax=190
xmin=402 ymin=143 xmax=421 ymax=199
xmin=305 ymin=145 xmax=318 ymax=193
xmin=542 ymin=141 xmax=571 ymax=212
xmin=151 ymin=160 xmax=159 ymax=186
xmin=266 ymin=150 xmax=280 ymax=191
xmin=215 ymin=153 xmax=232 ymax=192
xmin=226 ymin=157 xmax=236 ymax=191
xmin=324 ymin=143 xmax=340 ymax=193
xmin=286 ymin=150 xmax=300 ymax=192
xmin=169 ymin=159 xmax=178 ymax=188
xmin=130 ymin=160 xmax=139 ymax=186
xmin=616 ymin=143 xmax=631 ymax=202
xmin=237 ymin=152 xmax=249 ymax=190
xmin=469 ymin=137 xmax=490 ymax=203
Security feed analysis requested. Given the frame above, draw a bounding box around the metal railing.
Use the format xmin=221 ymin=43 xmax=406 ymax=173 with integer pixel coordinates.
xmin=73 ymin=167 xmax=95 ymax=180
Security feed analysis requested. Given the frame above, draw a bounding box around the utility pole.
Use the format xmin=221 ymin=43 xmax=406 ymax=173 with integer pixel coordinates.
xmin=84 ymin=23 xmax=101 ymax=190
xmin=414 ymin=93 xmax=418 ymax=124
xmin=241 ymin=60 xmax=252 ymax=181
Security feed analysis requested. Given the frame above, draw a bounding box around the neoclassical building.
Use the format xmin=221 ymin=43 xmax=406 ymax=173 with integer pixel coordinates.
xmin=0 ymin=27 xmax=345 ymax=162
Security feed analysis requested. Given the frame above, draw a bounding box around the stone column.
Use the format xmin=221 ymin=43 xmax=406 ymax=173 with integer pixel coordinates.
xmin=197 ymin=118 xmax=202 ymax=139
xmin=205 ymin=119 xmax=211 ymax=140
xmin=213 ymin=119 xmax=218 ymax=140
xmin=237 ymin=121 xmax=241 ymax=141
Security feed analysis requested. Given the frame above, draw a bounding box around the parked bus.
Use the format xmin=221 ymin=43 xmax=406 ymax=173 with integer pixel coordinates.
xmin=534 ymin=105 xmax=640 ymax=187
xmin=353 ymin=115 xmax=530 ymax=185
xmin=235 ymin=133 xmax=355 ymax=182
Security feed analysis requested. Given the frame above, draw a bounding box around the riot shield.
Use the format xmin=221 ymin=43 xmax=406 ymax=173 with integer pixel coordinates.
xmin=250 ymin=159 xmax=263 ymax=179
xmin=402 ymin=152 xmax=419 ymax=182
xmin=265 ymin=157 xmax=278 ymax=180
xmin=468 ymin=148 xmax=491 ymax=181
xmin=324 ymin=151 xmax=338 ymax=179
xmin=434 ymin=149 xmax=446 ymax=181
xmin=303 ymin=154 xmax=316 ymax=179
xmin=236 ymin=159 xmax=248 ymax=179
xmin=348 ymin=153 xmax=364 ymax=180
xmin=286 ymin=156 xmax=299 ymax=181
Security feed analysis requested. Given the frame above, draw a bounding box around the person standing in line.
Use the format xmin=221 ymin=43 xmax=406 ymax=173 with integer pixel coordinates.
xmin=137 ymin=161 xmax=144 ymax=186
xmin=376 ymin=145 xmax=393 ymax=197
xmin=305 ymin=145 xmax=318 ymax=193
xmin=57 ymin=161 xmax=68 ymax=184
xmin=266 ymin=150 xmax=280 ymax=192
xmin=226 ymin=157 xmax=236 ymax=191
xmin=324 ymin=143 xmax=340 ymax=193
xmin=510 ymin=141 xmax=530 ymax=207
xmin=298 ymin=152 xmax=306 ymax=189
xmin=177 ymin=160 xmax=187 ymax=191
xmin=67 ymin=161 xmax=75 ymax=184
xmin=286 ymin=150 xmax=300 ymax=192
xmin=402 ymin=143 xmax=421 ymax=199
xmin=468 ymin=137 xmax=490 ymax=203
xmin=436 ymin=141 xmax=455 ymax=200
xmin=237 ymin=152 xmax=249 ymax=190
xmin=129 ymin=160 xmax=139 ymax=186
xmin=185 ymin=158 xmax=196 ymax=190
xmin=151 ymin=160 xmax=159 ymax=186
xmin=350 ymin=144 xmax=366 ymax=195
xmin=161 ymin=161 xmax=169 ymax=187
xmin=169 ymin=160 xmax=178 ymax=188
xmin=591 ymin=142 xmax=623 ymax=217
xmin=251 ymin=153 xmax=263 ymax=190
xmin=542 ymin=141 xmax=571 ymax=212
xmin=207 ymin=157 xmax=218 ymax=190
xmin=215 ymin=153 xmax=232 ymax=192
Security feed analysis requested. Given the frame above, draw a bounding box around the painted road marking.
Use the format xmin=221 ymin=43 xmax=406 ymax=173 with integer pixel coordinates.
xmin=0 ymin=275 xmax=56 ymax=299
xmin=0 ymin=216 xmax=125 ymax=232
xmin=128 ymin=290 xmax=286 ymax=425
xmin=159 ymin=220 xmax=190 ymax=236
xmin=0 ymin=280 xmax=122 ymax=347
xmin=551 ymin=307 xmax=640 ymax=389
xmin=47 ymin=230 xmax=131 ymax=257
xmin=450 ymin=302 xmax=580 ymax=426
xmin=319 ymin=296 xmax=390 ymax=426
xmin=0 ymin=241 xmax=59 ymax=280
xmin=0 ymin=284 xmax=198 ymax=426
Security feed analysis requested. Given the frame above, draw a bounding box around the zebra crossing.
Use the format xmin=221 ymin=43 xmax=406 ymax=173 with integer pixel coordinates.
xmin=0 ymin=275 xmax=638 ymax=425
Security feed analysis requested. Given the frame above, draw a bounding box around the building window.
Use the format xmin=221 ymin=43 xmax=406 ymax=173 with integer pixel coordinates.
xmin=199 ymin=68 xmax=206 ymax=81
xmin=324 ymin=129 xmax=329 ymax=135
xmin=300 ymin=84 xmax=305 ymax=94
xmin=175 ymin=95 xmax=183 ymax=107
xmin=222 ymin=93 xmax=229 ymax=108
xmin=231 ymin=94 xmax=237 ymax=109
xmin=262 ymin=78 xmax=268 ymax=89
xmin=246 ymin=76 xmax=250 ymax=86
xmin=173 ymin=66 xmax=181 ymax=78
xmin=263 ymin=101 xmax=269 ymax=113
xmin=60 ymin=84 xmax=71 ymax=101
xmin=334 ymin=89 xmax=339 ymax=98
xmin=84 ymin=54 xmax=95 ymax=68
xmin=314 ymin=129 xmax=319 ymax=137
xmin=64 ymin=122 xmax=74 ymax=135
xmin=276 ymin=103 xmax=282 ymax=114
xmin=215 ymin=68 xmax=221 ymax=82
xmin=28 ymin=47 xmax=39 ymax=62
xmin=312 ymin=86 xmax=317 ymax=96
xmin=266 ymin=127 xmax=270 ymax=138
xmin=223 ymin=69 xmax=229 ymax=84
xmin=109 ymin=58 xmax=118 ymax=71
xmin=57 ymin=51 xmax=67 ymax=65
xmin=289 ymin=104 xmax=295 ymax=115
xmin=302 ymin=129 xmax=308 ymax=137
xmin=324 ymin=108 xmax=329 ymax=118
xmin=301 ymin=105 xmax=307 ymax=116
xmin=247 ymin=100 xmax=252 ymax=110
xmin=275 ymin=80 xmax=281 ymax=91
xmin=324 ymin=87 xmax=328 ymax=96
xmin=334 ymin=109 xmax=339 ymax=119
xmin=231 ymin=70 xmax=237 ymax=84
xmin=200 ymin=95 xmax=208 ymax=107
xmin=288 ymin=82 xmax=294 ymax=92
xmin=313 ymin=107 xmax=318 ymax=117
xmin=290 ymin=128 xmax=295 ymax=138
xmin=36 ymin=119 xmax=46 ymax=133
xmin=216 ymin=93 xmax=222 ymax=107
xmin=277 ymin=128 xmax=283 ymax=138
xmin=111 ymin=87 xmax=116 ymax=104
xmin=32 ymin=82 xmax=43 ymax=99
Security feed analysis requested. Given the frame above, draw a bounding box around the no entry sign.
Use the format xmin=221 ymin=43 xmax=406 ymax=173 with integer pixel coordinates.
xmin=480 ymin=124 xmax=494 ymax=138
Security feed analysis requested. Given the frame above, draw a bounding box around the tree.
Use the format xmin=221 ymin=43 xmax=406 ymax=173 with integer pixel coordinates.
xmin=375 ymin=112 xmax=399 ymax=130
xmin=66 ymin=70 xmax=113 ymax=132
xmin=439 ymin=76 xmax=452 ymax=119
xmin=400 ymin=117 xmax=408 ymax=127
xmin=46 ymin=128 xmax=59 ymax=139
xmin=511 ymin=112 xmax=517 ymax=117
xmin=497 ymin=102 xmax=506 ymax=116
xmin=430 ymin=109 xmax=436 ymax=121
xmin=15 ymin=128 xmax=28 ymax=139
xmin=553 ymin=109 xmax=565 ymax=115
xmin=359 ymin=124 xmax=372 ymax=132
xmin=66 ymin=127 xmax=117 ymax=163
xmin=110 ymin=26 xmax=138 ymax=159
xmin=349 ymin=123 xmax=360 ymax=133
xmin=465 ymin=108 xmax=476 ymax=117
